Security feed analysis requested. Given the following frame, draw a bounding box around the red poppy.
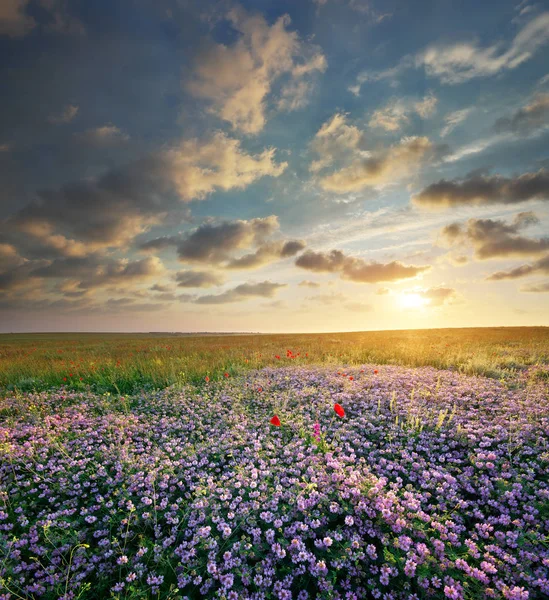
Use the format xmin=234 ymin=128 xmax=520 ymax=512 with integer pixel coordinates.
xmin=349 ymin=376 xmax=354 ymax=381
xmin=204 ymin=376 xmax=210 ymax=382
xmin=275 ymin=355 xmax=280 ymax=360
xmin=270 ymin=415 xmax=281 ymax=427
xmin=224 ymin=372 xmax=229 ymax=378
xmin=258 ymin=386 xmax=263 ymax=392
xmin=334 ymin=403 xmax=345 ymax=418
xmin=374 ymin=369 xmax=378 ymax=375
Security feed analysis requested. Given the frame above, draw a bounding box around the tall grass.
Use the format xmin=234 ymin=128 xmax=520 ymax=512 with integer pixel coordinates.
xmin=1 ymin=327 xmax=548 ymax=393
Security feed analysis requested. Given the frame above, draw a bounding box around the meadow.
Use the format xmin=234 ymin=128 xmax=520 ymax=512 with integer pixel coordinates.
xmin=1 ymin=328 xmax=549 ymax=599
xmin=1 ymin=327 xmax=549 ymax=394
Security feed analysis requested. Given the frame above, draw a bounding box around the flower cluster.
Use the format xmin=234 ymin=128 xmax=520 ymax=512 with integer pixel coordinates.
xmin=0 ymin=365 xmax=548 ymax=599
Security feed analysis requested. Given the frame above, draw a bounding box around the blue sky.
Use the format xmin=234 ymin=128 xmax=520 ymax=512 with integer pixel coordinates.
xmin=0 ymin=0 xmax=548 ymax=332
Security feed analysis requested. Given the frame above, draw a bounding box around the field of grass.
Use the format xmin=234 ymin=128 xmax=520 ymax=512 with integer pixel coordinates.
xmin=1 ymin=327 xmax=549 ymax=394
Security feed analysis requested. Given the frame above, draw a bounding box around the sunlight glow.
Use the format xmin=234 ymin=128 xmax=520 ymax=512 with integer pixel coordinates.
xmin=399 ymin=293 xmax=429 ymax=310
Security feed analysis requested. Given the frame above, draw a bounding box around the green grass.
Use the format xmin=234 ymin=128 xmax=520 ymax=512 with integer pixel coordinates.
xmin=1 ymin=327 xmax=548 ymax=394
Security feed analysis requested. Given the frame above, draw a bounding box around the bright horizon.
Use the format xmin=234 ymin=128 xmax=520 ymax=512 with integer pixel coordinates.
xmin=1 ymin=0 xmax=549 ymax=332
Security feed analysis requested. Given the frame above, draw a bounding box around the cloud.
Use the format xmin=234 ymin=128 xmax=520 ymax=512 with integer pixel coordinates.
xmin=140 ymin=216 xmax=302 ymax=270
xmin=418 ymin=286 xmax=457 ymax=306
xmin=494 ymin=93 xmax=549 ymax=135
xmin=48 ymin=104 xmax=79 ymax=125
xmin=299 ymin=280 xmax=321 ymax=288
xmin=76 ymin=124 xmax=129 ymax=145
xmin=187 ymin=6 xmax=326 ymax=133
xmin=174 ymin=270 xmax=225 ymax=288
xmin=318 ymin=136 xmax=441 ymax=193
xmin=296 ymin=249 xmax=429 ymax=283
xmin=167 ymin=132 xmax=287 ymax=199
xmin=413 ymin=169 xmax=549 ymax=209
xmin=368 ymin=93 xmax=438 ymax=132
xmin=139 ymin=236 xmax=180 ymax=253
xmin=368 ymin=100 xmax=409 ymax=132
xmin=487 ymin=254 xmax=549 ymax=280
xmin=309 ymin=113 xmax=363 ymax=173
xmin=0 ymin=0 xmax=35 ymax=37
xmin=350 ymin=12 xmax=549 ymax=91
xmin=0 ymin=243 xmax=25 ymax=271
xmin=30 ymin=255 xmax=166 ymax=289
xmin=225 ymin=239 xmax=306 ymax=269
xmin=414 ymin=93 xmax=438 ymax=118
xmin=175 ymin=216 xmax=279 ymax=263
xmin=418 ymin=12 xmax=549 ymax=84
xmin=277 ymin=79 xmax=314 ymax=112
xmin=0 ymin=0 xmax=85 ymax=37
xmin=149 ymin=283 xmax=173 ymax=293
xmin=440 ymin=212 xmax=549 ymax=259
xmin=440 ymin=108 xmax=473 ymax=137
xmin=195 ymin=281 xmax=287 ymax=304
xmin=314 ymin=0 xmax=392 ymax=23
xmin=520 ymin=280 xmax=549 ymax=292
xmin=3 ymin=133 xmax=285 ymax=259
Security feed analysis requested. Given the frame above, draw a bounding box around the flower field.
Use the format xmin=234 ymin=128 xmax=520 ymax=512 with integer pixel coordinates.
xmin=1 ymin=363 xmax=549 ymax=599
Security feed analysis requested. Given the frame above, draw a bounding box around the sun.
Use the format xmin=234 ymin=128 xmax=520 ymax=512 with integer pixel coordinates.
xmin=399 ymin=293 xmax=429 ymax=309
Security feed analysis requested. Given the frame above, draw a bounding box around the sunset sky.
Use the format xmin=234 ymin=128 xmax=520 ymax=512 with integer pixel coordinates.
xmin=1 ymin=0 xmax=549 ymax=332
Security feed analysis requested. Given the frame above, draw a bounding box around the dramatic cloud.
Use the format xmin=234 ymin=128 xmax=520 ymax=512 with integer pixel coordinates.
xmin=318 ymin=136 xmax=440 ymax=193
xmin=48 ymin=104 xmax=79 ymax=125
xmin=225 ymin=240 xmax=306 ymax=269
xmin=440 ymin=108 xmax=473 ymax=137
xmin=296 ymin=249 xmax=429 ymax=283
xmin=369 ymin=93 xmax=438 ymax=131
xmin=440 ymin=212 xmax=549 ymax=259
xmin=195 ymin=281 xmax=287 ymax=304
xmin=3 ymin=133 xmax=285 ymax=258
xmin=174 ymin=270 xmax=225 ymax=288
xmin=413 ymin=169 xmax=549 ymax=208
xmin=419 ymin=12 xmax=549 ymax=84
xmin=487 ymin=254 xmax=549 ymax=280
xmin=175 ymin=216 xmax=279 ymax=264
xmin=140 ymin=217 xmax=302 ymax=270
xmin=187 ymin=6 xmax=326 ymax=133
xmin=30 ymin=255 xmax=166 ymax=289
xmin=494 ymin=93 xmax=549 ymax=135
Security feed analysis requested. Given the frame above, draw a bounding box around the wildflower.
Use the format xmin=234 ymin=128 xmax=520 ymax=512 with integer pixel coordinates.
xmin=313 ymin=422 xmax=321 ymax=442
xmin=270 ymin=415 xmax=281 ymax=426
xmin=204 ymin=376 xmax=210 ymax=382
xmin=334 ymin=403 xmax=345 ymax=417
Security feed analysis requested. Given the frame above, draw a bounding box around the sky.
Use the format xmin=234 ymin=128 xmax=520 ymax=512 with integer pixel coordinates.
xmin=0 ymin=0 xmax=549 ymax=333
